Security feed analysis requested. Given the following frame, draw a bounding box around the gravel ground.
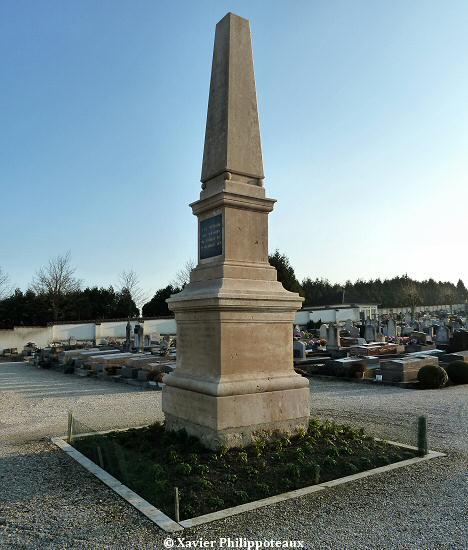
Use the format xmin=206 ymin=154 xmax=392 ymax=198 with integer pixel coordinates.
xmin=0 ymin=362 xmax=467 ymax=549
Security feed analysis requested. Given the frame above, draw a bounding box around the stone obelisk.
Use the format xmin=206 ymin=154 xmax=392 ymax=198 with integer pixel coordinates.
xmin=162 ymin=12 xmax=310 ymax=449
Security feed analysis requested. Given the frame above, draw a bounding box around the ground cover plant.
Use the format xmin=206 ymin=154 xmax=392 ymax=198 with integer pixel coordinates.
xmin=72 ymin=419 xmax=417 ymax=521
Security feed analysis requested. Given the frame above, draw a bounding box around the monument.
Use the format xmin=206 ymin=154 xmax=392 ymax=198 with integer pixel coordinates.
xmin=162 ymin=12 xmax=310 ymax=449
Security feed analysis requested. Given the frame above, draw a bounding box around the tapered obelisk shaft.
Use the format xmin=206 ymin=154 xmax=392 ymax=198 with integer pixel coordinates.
xmin=201 ymin=13 xmax=264 ymax=185
xmin=163 ymin=13 xmax=309 ymax=450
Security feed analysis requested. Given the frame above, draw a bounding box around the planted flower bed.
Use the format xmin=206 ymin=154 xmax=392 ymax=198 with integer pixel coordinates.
xmin=72 ymin=419 xmax=416 ymax=520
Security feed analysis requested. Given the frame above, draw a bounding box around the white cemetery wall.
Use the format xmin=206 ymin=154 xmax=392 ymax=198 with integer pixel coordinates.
xmin=0 ymin=326 xmax=52 ymax=353
xmin=143 ymin=318 xmax=177 ymax=335
xmin=294 ymin=311 xmax=310 ymax=326
xmin=336 ymin=308 xmax=361 ymax=322
xmin=52 ymin=323 xmax=95 ymax=342
xmin=99 ymin=321 xmax=130 ymax=339
xmin=308 ymin=310 xmax=336 ymax=323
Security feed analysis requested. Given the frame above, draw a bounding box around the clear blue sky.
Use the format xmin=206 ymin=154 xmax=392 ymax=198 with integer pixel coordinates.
xmin=1 ymin=0 xmax=467 ymax=297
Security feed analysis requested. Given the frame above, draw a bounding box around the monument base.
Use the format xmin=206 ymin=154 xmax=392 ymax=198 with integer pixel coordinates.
xmin=163 ymin=385 xmax=310 ymax=449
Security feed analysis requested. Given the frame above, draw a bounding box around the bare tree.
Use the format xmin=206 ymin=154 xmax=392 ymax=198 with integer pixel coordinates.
xmin=31 ymin=251 xmax=81 ymax=320
xmin=401 ymin=278 xmax=422 ymax=320
xmin=0 ymin=267 xmax=11 ymax=299
xmin=118 ymin=269 xmax=148 ymax=311
xmin=172 ymin=259 xmax=195 ymax=290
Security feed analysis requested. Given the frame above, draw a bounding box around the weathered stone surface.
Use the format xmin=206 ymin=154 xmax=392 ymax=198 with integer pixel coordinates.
xmin=201 ymin=13 xmax=264 ymax=186
xmin=162 ymin=12 xmax=309 ymax=449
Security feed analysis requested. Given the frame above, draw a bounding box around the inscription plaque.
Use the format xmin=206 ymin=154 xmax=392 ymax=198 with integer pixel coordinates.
xmin=200 ymin=214 xmax=223 ymax=259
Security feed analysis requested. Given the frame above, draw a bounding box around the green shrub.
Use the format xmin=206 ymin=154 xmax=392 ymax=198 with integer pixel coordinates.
xmin=233 ymin=489 xmax=249 ymax=501
xmin=174 ymin=463 xmax=192 ymax=476
xmin=417 ymin=364 xmax=448 ymax=389
xmin=223 ymin=473 xmax=237 ymax=483
xmin=445 ymin=360 xmax=468 ymax=385
xmin=193 ymin=464 xmax=209 ymax=476
xmin=206 ymin=496 xmax=224 ymax=509
xmin=238 ymin=451 xmax=248 ymax=464
xmin=253 ymin=482 xmax=270 ymax=495
xmin=166 ymin=449 xmax=180 ymax=464
xmin=284 ymin=463 xmax=300 ymax=479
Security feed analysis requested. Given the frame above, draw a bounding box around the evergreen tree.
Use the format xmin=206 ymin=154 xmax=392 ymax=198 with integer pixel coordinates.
xmin=142 ymin=285 xmax=178 ymax=317
xmin=268 ymin=250 xmax=303 ymax=295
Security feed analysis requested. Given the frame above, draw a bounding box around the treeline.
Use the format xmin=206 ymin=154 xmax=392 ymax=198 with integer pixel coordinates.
xmin=268 ymin=251 xmax=468 ymax=308
xmin=0 ymin=251 xmax=466 ymax=329
xmin=301 ymin=276 xmax=467 ymax=308
xmin=0 ymin=253 xmax=142 ymax=329
xmin=0 ymin=287 xmax=139 ymax=329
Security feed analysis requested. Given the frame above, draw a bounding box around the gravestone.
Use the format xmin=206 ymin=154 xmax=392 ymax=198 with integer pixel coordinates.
xmin=402 ymin=325 xmax=413 ymax=336
xmin=387 ymin=319 xmax=396 ymax=338
xmin=345 ymin=319 xmax=353 ymax=332
xmin=319 ymin=324 xmax=328 ymax=340
xmin=436 ymin=326 xmax=450 ymax=344
xmin=134 ymin=323 xmax=140 ymax=350
xmin=162 ymin=13 xmax=309 ymax=449
xmin=364 ymin=323 xmax=376 ymax=343
xmin=326 ymin=325 xmax=338 ymax=350
xmin=125 ymin=320 xmax=131 ymax=350
xmin=349 ymin=326 xmax=360 ymax=338
xmin=293 ymin=340 xmax=306 ymax=359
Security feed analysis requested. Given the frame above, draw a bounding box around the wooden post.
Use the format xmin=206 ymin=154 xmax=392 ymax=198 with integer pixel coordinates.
xmin=67 ymin=411 xmax=73 ymax=444
xmin=418 ymin=416 xmax=428 ymax=457
xmin=97 ymin=446 xmax=104 ymax=469
xmin=174 ymin=487 xmax=180 ymax=522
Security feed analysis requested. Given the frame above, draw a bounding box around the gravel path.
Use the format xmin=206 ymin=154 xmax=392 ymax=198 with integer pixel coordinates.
xmin=0 ymin=362 xmax=466 ymax=549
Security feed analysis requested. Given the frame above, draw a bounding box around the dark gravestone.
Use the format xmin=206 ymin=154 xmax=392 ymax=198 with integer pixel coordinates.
xmin=200 ymin=214 xmax=222 ymax=259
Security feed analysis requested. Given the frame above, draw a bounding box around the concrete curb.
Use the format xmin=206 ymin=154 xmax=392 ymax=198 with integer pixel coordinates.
xmin=181 ymin=447 xmax=446 ymax=528
xmin=51 ymin=437 xmax=183 ymax=533
xmin=52 ymin=435 xmax=446 ymax=532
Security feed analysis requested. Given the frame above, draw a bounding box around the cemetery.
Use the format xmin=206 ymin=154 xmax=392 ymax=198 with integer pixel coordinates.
xmin=32 ymin=11 xmax=464 ymax=535
xmin=1 ymin=6 xmax=467 ymax=548
xmin=292 ymin=314 xmax=468 ymax=389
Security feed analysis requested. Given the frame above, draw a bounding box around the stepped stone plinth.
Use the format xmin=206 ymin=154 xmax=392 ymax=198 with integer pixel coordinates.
xmin=162 ymin=13 xmax=310 ymax=449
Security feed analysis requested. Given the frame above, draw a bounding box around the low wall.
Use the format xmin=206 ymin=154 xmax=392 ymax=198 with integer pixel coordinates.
xmin=0 ymin=318 xmax=177 ymax=353
xmin=0 ymin=326 xmax=52 ymax=353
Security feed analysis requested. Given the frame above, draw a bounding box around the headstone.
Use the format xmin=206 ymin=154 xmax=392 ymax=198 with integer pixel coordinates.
xmin=364 ymin=323 xmax=376 ymax=343
xmin=345 ymin=319 xmax=353 ymax=332
xmin=387 ymin=319 xmax=396 ymax=338
xmin=162 ymin=13 xmax=310 ymax=449
xmin=326 ymin=324 xmax=339 ymax=350
xmin=125 ymin=320 xmax=131 ymax=349
xmin=402 ymin=325 xmax=413 ymax=336
xmin=436 ymin=326 xmax=450 ymax=344
xmin=134 ymin=323 xmax=140 ymax=350
xmin=293 ymin=340 xmax=306 ymax=359
xmin=349 ymin=326 xmax=360 ymax=338
xmin=138 ymin=324 xmax=144 ymax=352
xmin=319 ymin=324 xmax=328 ymax=340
